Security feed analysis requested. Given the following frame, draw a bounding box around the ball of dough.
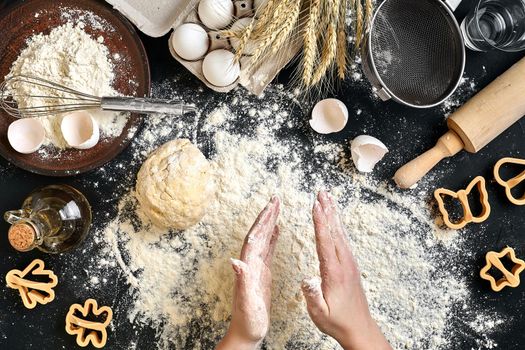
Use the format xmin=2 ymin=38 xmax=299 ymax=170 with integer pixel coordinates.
xmin=136 ymin=139 xmax=215 ymax=230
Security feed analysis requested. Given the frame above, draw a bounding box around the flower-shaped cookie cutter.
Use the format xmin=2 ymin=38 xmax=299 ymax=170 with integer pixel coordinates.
xmin=5 ymin=259 xmax=58 ymax=309
xmin=480 ymin=247 xmax=525 ymax=292
xmin=494 ymin=157 xmax=525 ymax=205
xmin=65 ymin=299 xmax=113 ymax=348
xmin=434 ymin=176 xmax=491 ymax=230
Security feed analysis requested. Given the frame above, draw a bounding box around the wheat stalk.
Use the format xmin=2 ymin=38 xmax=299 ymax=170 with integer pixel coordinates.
xmin=302 ymin=0 xmax=321 ymax=86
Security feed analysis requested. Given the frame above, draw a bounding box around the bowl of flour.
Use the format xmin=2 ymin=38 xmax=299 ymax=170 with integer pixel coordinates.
xmin=0 ymin=0 xmax=150 ymax=176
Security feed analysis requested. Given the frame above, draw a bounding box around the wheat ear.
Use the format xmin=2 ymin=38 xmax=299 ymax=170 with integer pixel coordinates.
xmin=234 ymin=20 xmax=255 ymax=61
xmin=302 ymin=0 xmax=321 ymax=86
xmin=355 ymin=0 xmax=364 ymax=49
xmin=271 ymin=1 xmax=302 ymax=54
xmin=311 ymin=23 xmax=337 ymax=85
xmin=336 ymin=0 xmax=349 ymax=79
xmin=234 ymin=0 xmax=276 ymax=59
xmin=248 ymin=0 xmax=292 ymax=67
xmin=365 ymin=0 xmax=373 ymax=28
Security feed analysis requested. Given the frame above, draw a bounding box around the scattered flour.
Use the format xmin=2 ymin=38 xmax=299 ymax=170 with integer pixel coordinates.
xmin=81 ymin=83 xmax=505 ymax=349
xmin=6 ymin=22 xmax=127 ymax=149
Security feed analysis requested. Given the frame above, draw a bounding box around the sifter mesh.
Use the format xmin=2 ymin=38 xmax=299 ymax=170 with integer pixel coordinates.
xmin=369 ymin=0 xmax=464 ymax=106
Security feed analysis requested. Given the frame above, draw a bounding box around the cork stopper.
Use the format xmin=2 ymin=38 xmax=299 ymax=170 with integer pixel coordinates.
xmin=8 ymin=223 xmax=36 ymax=252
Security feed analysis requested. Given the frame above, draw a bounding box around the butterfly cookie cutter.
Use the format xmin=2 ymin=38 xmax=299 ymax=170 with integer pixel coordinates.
xmin=480 ymin=247 xmax=525 ymax=292
xmin=494 ymin=157 xmax=525 ymax=205
xmin=65 ymin=298 xmax=113 ymax=348
xmin=434 ymin=176 xmax=491 ymax=230
xmin=5 ymin=259 xmax=58 ymax=309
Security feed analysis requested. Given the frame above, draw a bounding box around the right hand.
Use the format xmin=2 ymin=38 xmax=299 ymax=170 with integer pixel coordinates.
xmin=302 ymin=191 xmax=392 ymax=350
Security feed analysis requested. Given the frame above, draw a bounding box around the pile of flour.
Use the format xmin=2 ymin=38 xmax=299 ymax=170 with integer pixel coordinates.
xmin=7 ymin=22 xmax=127 ymax=149
xmin=73 ymin=82 xmax=504 ymax=349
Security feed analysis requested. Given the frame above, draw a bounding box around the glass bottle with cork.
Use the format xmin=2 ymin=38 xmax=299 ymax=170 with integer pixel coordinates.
xmin=4 ymin=184 xmax=92 ymax=253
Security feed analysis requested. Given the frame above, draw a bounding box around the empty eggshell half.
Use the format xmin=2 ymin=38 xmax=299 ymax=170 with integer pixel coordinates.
xmin=60 ymin=111 xmax=99 ymax=149
xmin=310 ymin=98 xmax=348 ymax=134
xmin=7 ymin=118 xmax=45 ymax=154
xmin=351 ymin=135 xmax=388 ymax=173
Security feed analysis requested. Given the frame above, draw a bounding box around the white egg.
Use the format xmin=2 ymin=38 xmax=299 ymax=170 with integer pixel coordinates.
xmin=60 ymin=111 xmax=99 ymax=149
xmin=202 ymin=49 xmax=240 ymax=87
xmin=350 ymin=135 xmax=389 ymax=173
xmin=198 ymin=0 xmax=234 ymax=30
xmin=309 ymin=98 xmax=348 ymax=134
xmin=7 ymin=118 xmax=45 ymax=154
xmin=172 ymin=23 xmax=210 ymax=61
xmin=230 ymin=18 xmax=256 ymax=55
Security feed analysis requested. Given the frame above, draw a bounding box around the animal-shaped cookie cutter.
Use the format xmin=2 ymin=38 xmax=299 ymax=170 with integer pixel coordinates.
xmin=434 ymin=176 xmax=491 ymax=230
xmin=5 ymin=259 xmax=58 ymax=309
xmin=65 ymin=298 xmax=113 ymax=348
xmin=494 ymin=157 xmax=525 ymax=205
xmin=480 ymin=247 xmax=525 ymax=292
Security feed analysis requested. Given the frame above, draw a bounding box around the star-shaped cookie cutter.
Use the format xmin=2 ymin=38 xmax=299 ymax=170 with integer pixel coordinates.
xmin=5 ymin=259 xmax=58 ymax=309
xmin=434 ymin=176 xmax=491 ymax=230
xmin=480 ymin=247 xmax=525 ymax=292
xmin=494 ymin=157 xmax=525 ymax=205
xmin=65 ymin=298 xmax=113 ymax=348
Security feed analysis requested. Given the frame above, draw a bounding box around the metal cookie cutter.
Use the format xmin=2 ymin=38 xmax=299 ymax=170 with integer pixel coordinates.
xmin=65 ymin=299 xmax=113 ymax=348
xmin=480 ymin=247 xmax=525 ymax=292
xmin=5 ymin=259 xmax=58 ymax=309
xmin=494 ymin=157 xmax=525 ymax=205
xmin=434 ymin=176 xmax=491 ymax=230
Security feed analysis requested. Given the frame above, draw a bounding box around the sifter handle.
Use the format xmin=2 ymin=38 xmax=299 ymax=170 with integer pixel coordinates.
xmin=394 ymin=131 xmax=464 ymax=189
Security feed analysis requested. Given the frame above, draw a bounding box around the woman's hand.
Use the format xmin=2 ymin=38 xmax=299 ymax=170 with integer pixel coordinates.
xmin=216 ymin=196 xmax=280 ymax=350
xmin=302 ymin=191 xmax=392 ymax=350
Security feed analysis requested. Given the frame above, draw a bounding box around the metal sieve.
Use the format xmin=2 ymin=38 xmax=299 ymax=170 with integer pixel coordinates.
xmin=361 ymin=0 xmax=465 ymax=108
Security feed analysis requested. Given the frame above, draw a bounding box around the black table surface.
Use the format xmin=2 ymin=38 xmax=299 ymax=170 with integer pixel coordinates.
xmin=1 ymin=0 xmax=524 ymax=349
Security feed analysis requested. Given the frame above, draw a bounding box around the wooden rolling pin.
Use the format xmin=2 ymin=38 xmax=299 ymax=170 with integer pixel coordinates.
xmin=394 ymin=56 xmax=525 ymax=189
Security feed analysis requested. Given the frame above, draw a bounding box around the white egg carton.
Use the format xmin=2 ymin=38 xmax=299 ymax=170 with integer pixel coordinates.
xmin=105 ymin=0 xmax=300 ymax=95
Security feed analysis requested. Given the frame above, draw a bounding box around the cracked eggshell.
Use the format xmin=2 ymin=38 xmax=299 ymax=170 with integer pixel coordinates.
xmin=351 ymin=135 xmax=388 ymax=173
xmin=7 ymin=118 xmax=45 ymax=154
xmin=60 ymin=111 xmax=99 ymax=149
xmin=309 ymin=98 xmax=348 ymax=134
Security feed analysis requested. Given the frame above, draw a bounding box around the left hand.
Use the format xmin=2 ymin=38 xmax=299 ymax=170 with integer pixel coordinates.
xmin=216 ymin=196 xmax=281 ymax=350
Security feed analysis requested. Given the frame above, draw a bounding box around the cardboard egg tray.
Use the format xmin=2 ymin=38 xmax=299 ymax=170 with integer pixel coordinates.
xmin=106 ymin=0 xmax=301 ymax=95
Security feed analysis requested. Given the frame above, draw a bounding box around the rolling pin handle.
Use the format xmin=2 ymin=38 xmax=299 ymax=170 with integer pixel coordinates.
xmin=394 ymin=130 xmax=464 ymax=189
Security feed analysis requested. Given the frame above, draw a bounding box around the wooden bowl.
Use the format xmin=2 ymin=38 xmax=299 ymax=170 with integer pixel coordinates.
xmin=0 ymin=0 xmax=150 ymax=176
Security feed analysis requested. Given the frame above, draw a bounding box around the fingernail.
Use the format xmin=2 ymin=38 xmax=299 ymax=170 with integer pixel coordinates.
xmin=301 ymin=277 xmax=322 ymax=294
xmin=230 ymin=258 xmax=243 ymax=274
xmin=313 ymin=200 xmax=321 ymax=211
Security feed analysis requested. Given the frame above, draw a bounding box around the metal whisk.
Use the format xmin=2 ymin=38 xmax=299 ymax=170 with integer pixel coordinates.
xmin=0 ymin=75 xmax=196 ymax=118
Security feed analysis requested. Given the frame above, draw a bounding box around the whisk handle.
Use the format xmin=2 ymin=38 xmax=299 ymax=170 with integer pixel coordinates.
xmin=100 ymin=97 xmax=195 ymax=115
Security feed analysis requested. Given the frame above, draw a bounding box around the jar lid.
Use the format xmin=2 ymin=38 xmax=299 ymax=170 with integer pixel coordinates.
xmin=8 ymin=223 xmax=36 ymax=252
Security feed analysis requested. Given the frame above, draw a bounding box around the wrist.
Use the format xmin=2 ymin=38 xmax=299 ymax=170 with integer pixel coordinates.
xmin=336 ymin=319 xmax=391 ymax=350
xmin=216 ymin=328 xmax=261 ymax=350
